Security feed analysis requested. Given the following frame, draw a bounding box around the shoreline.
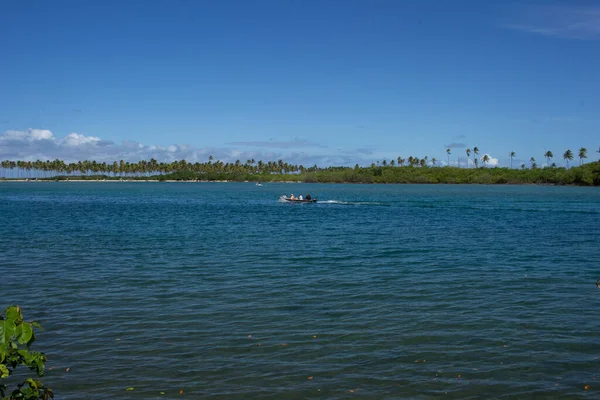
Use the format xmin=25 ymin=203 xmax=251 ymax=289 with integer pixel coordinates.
xmin=0 ymin=178 xmax=585 ymax=186
xmin=0 ymin=179 xmax=302 ymax=183
xmin=1 ymin=162 xmax=598 ymax=186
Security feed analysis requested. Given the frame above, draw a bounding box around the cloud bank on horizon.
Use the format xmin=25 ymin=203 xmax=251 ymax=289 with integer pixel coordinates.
xmin=0 ymin=128 xmax=380 ymax=167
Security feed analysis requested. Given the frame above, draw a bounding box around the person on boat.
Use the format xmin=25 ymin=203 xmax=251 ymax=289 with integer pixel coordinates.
xmin=298 ymin=195 xmax=303 ymax=200
xmin=290 ymin=194 xmax=296 ymax=200
xmin=305 ymin=193 xmax=311 ymax=200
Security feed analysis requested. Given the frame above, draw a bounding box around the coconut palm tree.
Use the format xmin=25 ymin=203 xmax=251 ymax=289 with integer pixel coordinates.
xmin=544 ymin=150 xmax=553 ymax=167
xmin=482 ymin=154 xmax=490 ymax=167
xmin=578 ymin=147 xmax=587 ymax=165
xmin=431 ymin=157 xmax=437 ymax=166
xmin=563 ymin=149 xmax=573 ymax=168
xmin=465 ymin=148 xmax=471 ymax=168
xmin=446 ymin=148 xmax=451 ymax=166
xmin=510 ymin=151 xmax=515 ymax=169
xmin=530 ymin=157 xmax=537 ymax=169
xmin=473 ymin=146 xmax=479 ymax=160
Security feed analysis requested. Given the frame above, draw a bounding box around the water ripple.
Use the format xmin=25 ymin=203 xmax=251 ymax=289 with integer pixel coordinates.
xmin=1 ymin=183 xmax=599 ymax=399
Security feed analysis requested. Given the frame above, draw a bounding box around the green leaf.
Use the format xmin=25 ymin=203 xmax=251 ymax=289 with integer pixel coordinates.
xmin=0 ymin=363 xmax=9 ymax=378
xmin=25 ymin=378 xmax=39 ymax=390
xmin=0 ymin=319 xmax=16 ymax=363
xmin=18 ymin=349 xmax=32 ymax=364
xmin=0 ymin=306 xmax=50 ymax=400
xmin=31 ymin=322 xmax=43 ymax=331
xmin=5 ymin=306 xmax=22 ymax=322
xmin=16 ymin=323 xmax=34 ymax=345
xmin=35 ymin=356 xmax=46 ymax=376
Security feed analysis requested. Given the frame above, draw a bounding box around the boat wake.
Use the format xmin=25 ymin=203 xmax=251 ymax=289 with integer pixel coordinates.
xmin=317 ymin=200 xmax=390 ymax=206
xmin=277 ymin=196 xmax=388 ymax=206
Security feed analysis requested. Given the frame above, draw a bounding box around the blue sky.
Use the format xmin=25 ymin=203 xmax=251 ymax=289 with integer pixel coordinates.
xmin=1 ymin=0 xmax=599 ymax=167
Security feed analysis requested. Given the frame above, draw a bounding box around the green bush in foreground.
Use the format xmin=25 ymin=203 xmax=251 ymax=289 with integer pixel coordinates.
xmin=0 ymin=306 xmax=52 ymax=400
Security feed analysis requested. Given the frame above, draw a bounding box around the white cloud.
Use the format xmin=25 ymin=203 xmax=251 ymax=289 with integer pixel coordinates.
xmin=0 ymin=128 xmax=380 ymax=167
xmin=480 ymin=154 xmax=499 ymax=167
xmin=29 ymin=129 xmax=54 ymax=140
xmin=62 ymin=133 xmax=100 ymax=146
xmin=3 ymin=129 xmax=54 ymax=141
xmin=505 ymin=5 xmax=600 ymax=40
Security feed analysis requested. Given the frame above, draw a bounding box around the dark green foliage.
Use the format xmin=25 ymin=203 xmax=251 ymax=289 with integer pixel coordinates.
xmin=0 ymin=306 xmax=52 ymax=400
xmin=2 ymin=158 xmax=599 ymax=186
xmin=287 ymin=164 xmax=599 ymax=186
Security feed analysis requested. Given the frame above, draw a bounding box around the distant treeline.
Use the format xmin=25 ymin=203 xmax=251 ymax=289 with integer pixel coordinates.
xmin=1 ymin=158 xmax=600 ymax=186
xmin=0 ymin=158 xmax=309 ymax=178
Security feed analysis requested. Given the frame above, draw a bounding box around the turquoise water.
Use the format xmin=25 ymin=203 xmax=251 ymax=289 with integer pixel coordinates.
xmin=1 ymin=182 xmax=599 ymax=399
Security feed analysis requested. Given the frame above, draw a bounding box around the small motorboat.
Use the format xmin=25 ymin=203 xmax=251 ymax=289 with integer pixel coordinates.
xmin=282 ymin=197 xmax=317 ymax=203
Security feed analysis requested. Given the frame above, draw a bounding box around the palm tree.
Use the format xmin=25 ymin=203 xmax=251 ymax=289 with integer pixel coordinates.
xmin=578 ymin=147 xmax=587 ymax=165
xmin=482 ymin=154 xmax=490 ymax=167
xmin=510 ymin=151 xmax=515 ymax=169
xmin=446 ymin=148 xmax=451 ymax=166
xmin=563 ymin=149 xmax=573 ymax=168
xmin=544 ymin=150 xmax=553 ymax=167
xmin=466 ymin=148 xmax=471 ymax=168
xmin=474 ymin=158 xmax=479 ymax=168
xmin=530 ymin=157 xmax=537 ymax=169
xmin=431 ymin=157 xmax=437 ymax=166
xmin=473 ymin=146 xmax=479 ymax=159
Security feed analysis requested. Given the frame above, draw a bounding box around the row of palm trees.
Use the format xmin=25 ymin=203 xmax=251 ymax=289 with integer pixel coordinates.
xmin=0 ymin=158 xmax=317 ymax=179
xmin=377 ymin=152 xmax=493 ymax=169
xmin=373 ymin=146 xmax=596 ymax=170
xmin=371 ymin=156 xmax=436 ymax=168
xmin=1 ymin=147 xmax=597 ymax=179
xmin=439 ymin=147 xmax=591 ymax=169
xmin=445 ymin=146 xmax=490 ymax=168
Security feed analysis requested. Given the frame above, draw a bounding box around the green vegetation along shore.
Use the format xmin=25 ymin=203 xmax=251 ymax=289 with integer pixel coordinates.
xmin=1 ymin=158 xmax=600 ymax=186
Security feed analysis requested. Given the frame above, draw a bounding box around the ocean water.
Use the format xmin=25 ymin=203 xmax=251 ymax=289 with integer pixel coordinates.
xmin=1 ymin=182 xmax=599 ymax=399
